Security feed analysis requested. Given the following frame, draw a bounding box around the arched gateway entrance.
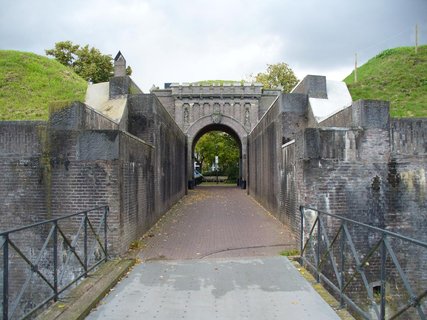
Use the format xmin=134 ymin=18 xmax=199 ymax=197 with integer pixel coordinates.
xmin=152 ymin=82 xmax=281 ymax=189
xmin=187 ymin=115 xmax=247 ymax=188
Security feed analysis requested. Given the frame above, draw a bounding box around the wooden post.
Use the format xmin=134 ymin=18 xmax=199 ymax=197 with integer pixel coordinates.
xmin=416 ymin=24 xmax=419 ymax=53
xmin=354 ymin=53 xmax=358 ymax=83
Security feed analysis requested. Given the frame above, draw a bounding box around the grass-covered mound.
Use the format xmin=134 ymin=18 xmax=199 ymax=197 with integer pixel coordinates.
xmin=344 ymin=45 xmax=427 ymax=118
xmin=0 ymin=50 xmax=87 ymax=120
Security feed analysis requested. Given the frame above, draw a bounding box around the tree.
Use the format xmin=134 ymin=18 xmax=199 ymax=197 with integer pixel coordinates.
xmin=45 ymin=41 xmax=79 ymax=66
xmin=255 ymin=62 xmax=298 ymax=93
xmin=45 ymin=41 xmax=123 ymax=83
xmin=73 ymin=45 xmax=113 ymax=83
xmin=126 ymin=66 xmax=133 ymax=76
xmin=194 ymin=131 xmax=240 ymax=179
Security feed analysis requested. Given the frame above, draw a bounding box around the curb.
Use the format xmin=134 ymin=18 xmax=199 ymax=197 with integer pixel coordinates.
xmin=37 ymin=258 xmax=136 ymax=320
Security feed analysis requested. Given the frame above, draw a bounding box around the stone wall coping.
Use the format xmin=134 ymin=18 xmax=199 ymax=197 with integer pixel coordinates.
xmin=170 ymin=82 xmax=264 ymax=87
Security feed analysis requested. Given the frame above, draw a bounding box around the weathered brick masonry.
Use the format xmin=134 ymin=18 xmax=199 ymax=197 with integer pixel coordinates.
xmin=0 ymin=97 xmax=186 ymax=255
xmin=0 ymin=71 xmax=186 ymax=317
xmin=127 ymin=94 xmax=186 ymax=218
xmin=1 ymin=70 xmax=426 ymax=316
xmin=248 ymin=77 xmax=427 ymax=315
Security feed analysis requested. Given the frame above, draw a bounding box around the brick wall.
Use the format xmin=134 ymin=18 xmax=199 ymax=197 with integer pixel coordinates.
xmin=0 ymin=122 xmax=48 ymax=229
xmin=0 ymin=99 xmax=185 ymax=255
xmin=128 ymin=93 xmax=187 ymax=220
xmin=248 ymin=93 xmax=307 ymax=228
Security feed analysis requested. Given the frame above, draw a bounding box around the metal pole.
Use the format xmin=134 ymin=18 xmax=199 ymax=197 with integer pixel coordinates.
xmin=300 ymin=206 xmax=304 ymax=266
xmin=3 ymin=235 xmax=9 ymax=320
xmin=215 ymin=145 xmax=218 ymax=184
xmin=53 ymin=222 xmax=58 ymax=301
xmin=340 ymin=224 xmax=346 ymax=308
xmin=380 ymin=234 xmax=387 ymax=320
xmin=415 ymin=24 xmax=419 ymax=54
xmin=316 ymin=214 xmax=321 ymax=283
xmin=84 ymin=213 xmax=88 ymax=274
xmin=354 ymin=53 xmax=358 ymax=83
xmin=104 ymin=206 xmax=108 ymax=261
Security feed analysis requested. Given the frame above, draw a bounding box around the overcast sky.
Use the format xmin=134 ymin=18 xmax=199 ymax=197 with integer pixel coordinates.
xmin=1 ymin=0 xmax=426 ymax=91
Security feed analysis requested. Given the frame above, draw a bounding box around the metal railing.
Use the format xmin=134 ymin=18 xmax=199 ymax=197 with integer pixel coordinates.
xmin=300 ymin=206 xmax=427 ymax=320
xmin=1 ymin=206 xmax=109 ymax=320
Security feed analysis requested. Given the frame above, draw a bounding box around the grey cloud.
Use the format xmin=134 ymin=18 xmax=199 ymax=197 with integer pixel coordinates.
xmin=1 ymin=0 xmax=426 ymax=90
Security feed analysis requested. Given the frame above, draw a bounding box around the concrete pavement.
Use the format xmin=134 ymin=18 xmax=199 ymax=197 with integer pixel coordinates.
xmin=86 ymin=186 xmax=342 ymax=319
xmin=86 ymin=257 xmax=341 ymax=320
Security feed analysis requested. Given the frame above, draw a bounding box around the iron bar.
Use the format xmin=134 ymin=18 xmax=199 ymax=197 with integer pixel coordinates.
xmin=104 ymin=206 xmax=108 ymax=260
xmin=53 ymin=221 xmax=58 ymax=302
xmin=0 ymin=206 xmax=109 ymax=319
xmin=340 ymin=224 xmax=345 ymax=308
xmin=380 ymin=235 xmax=386 ymax=320
xmin=302 ymin=206 xmax=427 ymax=248
xmin=316 ymin=215 xmax=321 ymax=283
xmin=389 ymin=289 xmax=427 ymax=320
xmin=3 ymin=235 xmax=9 ymax=320
xmin=57 ymin=220 xmax=86 ymax=280
xmin=84 ymin=213 xmax=88 ymax=274
xmin=9 ymin=226 xmax=56 ymax=319
xmin=300 ymin=205 xmax=427 ymax=320
xmin=301 ymin=256 xmax=371 ymax=320
xmin=299 ymin=206 xmax=304 ymax=266
xmin=342 ymin=224 xmax=381 ymax=318
xmin=87 ymin=217 xmax=106 ymax=258
xmin=384 ymin=237 xmax=426 ymax=319
xmin=301 ymin=215 xmax=318 ymax=256
xmin=317 ymin=218 xmax=342 ymax=288
xmin=0 ymin=206 xmax=107 ymax=236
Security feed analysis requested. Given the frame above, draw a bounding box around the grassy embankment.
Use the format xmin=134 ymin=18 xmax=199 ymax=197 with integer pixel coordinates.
xmin=0 ymin=50 xmax=87 ymax=120
xmin=344 ymin=45 xmax=427 ymax=118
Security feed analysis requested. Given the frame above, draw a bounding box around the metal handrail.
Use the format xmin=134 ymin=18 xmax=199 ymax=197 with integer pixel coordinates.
xmin=1 ymin=206 xmax=109 ymax=320
xmin=300 ymin=205 xmax=427 ymax=320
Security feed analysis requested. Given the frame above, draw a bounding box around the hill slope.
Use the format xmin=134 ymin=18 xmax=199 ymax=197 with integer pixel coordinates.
xmin=0 ymin=50 xmax=87 ymax=120
xmin=344 ymin=45 xmax=427 ymax=118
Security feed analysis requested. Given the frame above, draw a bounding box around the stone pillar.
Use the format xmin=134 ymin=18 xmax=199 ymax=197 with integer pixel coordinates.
xmin=114 ymin=51 xmax=126 ymax=77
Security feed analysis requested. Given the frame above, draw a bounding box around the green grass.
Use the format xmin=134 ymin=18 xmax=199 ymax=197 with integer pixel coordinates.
xmin=344 ymin=45 xmax=427 ymax=118
xmin=0 ymin=50 xmax=87 ymax=121
xmin=280 ymin=249 xmax=300 ymax=257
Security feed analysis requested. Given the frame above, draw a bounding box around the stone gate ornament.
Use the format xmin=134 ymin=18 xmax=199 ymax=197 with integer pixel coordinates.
xmin=211 ymin=112 xmax=222 ymax=124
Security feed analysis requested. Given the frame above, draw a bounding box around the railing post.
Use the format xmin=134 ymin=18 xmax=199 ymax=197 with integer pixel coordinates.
xmin=3 ymin=235 xmax=9 ymax=320
xmin=104 ymin=206 xmax=108 ymax=261
xmin=299 ymin=206 xmax=304 ymax=266
xmin=316 ymin=212 xmax=321 ymax=283
xmin=340 ymin=224 xmax=346 ymax=308
xmin=380 ymin=234 xmax=387 ymax=320
xmin=53 ymin=222 xmax=58 ymax=301
xmin=84 ymin=213 xmax=88 ymax=275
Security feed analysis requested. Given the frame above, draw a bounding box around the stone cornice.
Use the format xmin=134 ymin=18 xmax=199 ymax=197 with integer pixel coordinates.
xmin=170 ymin=83 xmax=264 ymax=99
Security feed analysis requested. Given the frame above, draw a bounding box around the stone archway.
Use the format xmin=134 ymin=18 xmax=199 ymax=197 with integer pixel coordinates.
xmin=186 ymin=115 xmax=248 ymax=188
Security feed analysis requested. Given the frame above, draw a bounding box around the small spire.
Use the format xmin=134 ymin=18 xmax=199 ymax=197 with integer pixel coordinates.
xmin=114 ymin=51 xmax=126 ymax=77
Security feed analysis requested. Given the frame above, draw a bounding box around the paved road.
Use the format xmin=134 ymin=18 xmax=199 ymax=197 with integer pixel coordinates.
xmin=140 ymin=186 xmax=297 ymax=260
xmin=86 ymin=186 xmax=340 ymax=319
xmin=86 ymin=257 xmax=340 ymax=320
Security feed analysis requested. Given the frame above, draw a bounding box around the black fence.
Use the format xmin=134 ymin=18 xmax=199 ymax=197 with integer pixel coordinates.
xmin=1 ymin=206 xmax=109 ymax=320
xmin=300 ymin=206 xmax=427 ymax=320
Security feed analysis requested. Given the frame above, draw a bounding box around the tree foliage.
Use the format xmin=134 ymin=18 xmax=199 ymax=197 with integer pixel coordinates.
xmin=194 ymin=131 xmax=240 ymax=179
xmin=45 ymin=41 xmax=127 ymax=83
xmin=255 ymin=62 xmax=298 ymax=93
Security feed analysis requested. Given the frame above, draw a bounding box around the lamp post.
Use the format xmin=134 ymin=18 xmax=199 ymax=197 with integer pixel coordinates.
xmin=215 ymin=145 xmax=218 ymax=184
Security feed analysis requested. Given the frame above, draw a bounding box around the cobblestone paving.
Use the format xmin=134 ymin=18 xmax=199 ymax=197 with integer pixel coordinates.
xmin=140 ymin=185 xmax=297 ymax=261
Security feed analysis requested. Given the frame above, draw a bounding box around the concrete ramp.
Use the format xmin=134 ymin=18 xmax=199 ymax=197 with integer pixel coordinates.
xmin=86 ymin=256 xmax=340 ymax=320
